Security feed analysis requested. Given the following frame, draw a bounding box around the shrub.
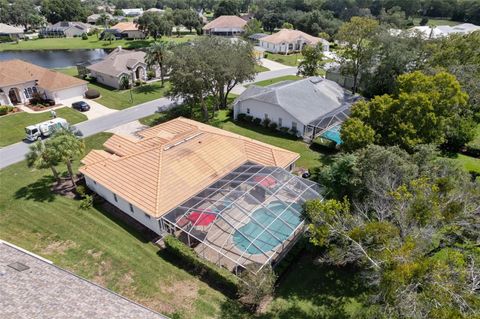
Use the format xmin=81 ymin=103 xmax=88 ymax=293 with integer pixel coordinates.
xmin=419 ymin=17 xmax=429 ymax=26
xmin=252 ymin=118 xmax=262 ymax=126
xmin=163 ymin=235 xmax=238 ymax=297
xmin=85 ymin=88 xmax=100 ymax=99
xmin=79 ymin=194 xmax=93 ymax=210
xmin=269 ymin=122 xmax=278 ymax=130
xmin=262 ymin=117 xmax=271 ymax=128
xmin=238 ymin=264 xmax=276 ymax=310
xmin=280 ymin=127 xmax=290 ymax=133
xmin=81 ymin=33 xmax=88 ymax=40
xmin=237 ymin=113 xmax=246 ymax=122
xmin=290 ymin=127 xmax=298 ymax=135
xmin=264 ymin=53 xmax=268 ymax=59
xmin=147 ymin=70 xmax=156 ymax=80
xmin=244 ymin=115 xmax=253 ymax=122
xmin=75 ymin=185 xmax=86 ymax=197
xmin=0 ymin=105 xmax=13 ymax=115
xmin=134 ymin=79 xmax=142 ymax=87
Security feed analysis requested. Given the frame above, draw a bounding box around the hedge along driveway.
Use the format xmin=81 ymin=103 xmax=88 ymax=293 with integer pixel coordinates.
xmin=0 ymin=107 xmax=87 ymax=147
xmin=57 ymin=67 xmax=170 ymax=110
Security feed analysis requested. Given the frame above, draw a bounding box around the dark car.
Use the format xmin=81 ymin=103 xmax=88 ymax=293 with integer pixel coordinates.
xmin=72 ymin=101 xmax=91 ymax=112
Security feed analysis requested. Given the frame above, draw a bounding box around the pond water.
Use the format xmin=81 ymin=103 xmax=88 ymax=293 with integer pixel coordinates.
xmin=0 ymin=49 xmax=109 ymax=68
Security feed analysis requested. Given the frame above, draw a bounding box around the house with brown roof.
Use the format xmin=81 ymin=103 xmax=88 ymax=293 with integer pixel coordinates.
xmin=0 ymin=60 xmax=88 ymax=106
xmin=202 ymin=15 xmax=247 ymax=36
xmin=86 ymin=47 xmax=159 ymax=89
xmin=110 ymin=22 xmax=145 ymax=39
xmin=259 ymin=29 xmax=329 ymax=54
xmin=80 ymin=118 xmax=321 ymax=274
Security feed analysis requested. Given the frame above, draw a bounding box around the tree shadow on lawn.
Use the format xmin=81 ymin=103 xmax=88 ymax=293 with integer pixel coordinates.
xmin=134 ymin=84 xmax=162 ymax=95
xmin=14 ymin=175 xmax=56 ymax=202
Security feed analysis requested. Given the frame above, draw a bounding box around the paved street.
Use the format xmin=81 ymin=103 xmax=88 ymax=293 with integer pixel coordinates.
xmin=0 ymin=68 xmax=297 ymax=169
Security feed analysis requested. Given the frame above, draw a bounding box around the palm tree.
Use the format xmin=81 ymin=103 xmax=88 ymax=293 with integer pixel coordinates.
xmin=103 ymin=31 xmax=116 ymax=44
xmin=119 ymin=75 xmax=131 ymax=90
xmin=145 ymin=41 xmax=172 ymax=87
xmin=49 ymin=130 xmax=85 ymax=186
xmin=26 ymin=140 xmax=61 ymax=184
xmin=97 ymin=13 xmax=110 ymax=29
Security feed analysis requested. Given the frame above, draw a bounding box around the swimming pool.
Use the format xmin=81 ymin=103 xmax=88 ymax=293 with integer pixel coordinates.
xmin=232 ymin=202 xmax=303 ymax=255
xmin=321 ymin=125 xmax=343 ymax=144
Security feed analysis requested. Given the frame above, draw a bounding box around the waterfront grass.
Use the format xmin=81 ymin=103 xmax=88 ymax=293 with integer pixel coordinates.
xmin=0 ymin=107 xmax=87 ymax=147
xmin=57 ymin=67 xmax=170 ymax=110
xmin=0 ymin=35 xmax=197 ymax=52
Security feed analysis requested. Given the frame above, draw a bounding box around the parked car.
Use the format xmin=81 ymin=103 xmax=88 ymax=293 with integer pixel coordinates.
xmin=72 ymin=101 xmax=91 ymax=112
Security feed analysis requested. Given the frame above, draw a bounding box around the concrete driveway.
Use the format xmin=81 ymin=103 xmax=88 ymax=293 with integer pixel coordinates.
xmin=61 ymin=98 xmax=117 ymax=120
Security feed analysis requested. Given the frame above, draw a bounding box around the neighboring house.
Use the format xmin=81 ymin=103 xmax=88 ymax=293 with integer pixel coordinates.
xmin=110 ymin=22 xmax=145 ymax=39
xmin=259 ymin=29 xmax=330 ymax=54
xmin=248 ymin=33 xmax=269 ymax=44
xmin=392 ymin=23 xmax=480 ymax=39
xmin=233 ymin=77 xmax=357 ymax=139
xmin=87 ymin=13 xmax=113 ymax=24
xmin=0 ymin=59 xmax=87 ymax=106
xmin=325 ymin=65 xmax=357 ymax=92
xmin=87 ymin=47 xmax=158 ymax=89
xmin=80 ymin=117 xmax=320 ymax=274
xmin=39 ymin=21 xmax=91 ymax=37
xmin=122 ymin=8 xmax=144 ymax=16
xmin=145 ymin=8 xmax=165 ymax=14
xmin=0 ymin=240 xmax=167 ymax=319
xmin=202 ymin=15 xmax=247 ymax=36
xmin=0 ymin=23 xmax=24 ymax=40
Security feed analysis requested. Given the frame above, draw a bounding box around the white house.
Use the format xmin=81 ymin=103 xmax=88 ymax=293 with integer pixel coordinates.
xmin=0 ymin=23 xmax=24 ymax=40
xmin=0 ymin=60 xmax=87 ymax=106
xmin=87 ymin=47 xmax=159 ymax=89
xmin=202 ymin=15 xmax=247 ymax=36
xmin=122 ymin=8 xmax=144 ymax=17
xmin=392 ymin=23 xmax=480 ymax=40
xmin=259 ymin=29 xmax=329 ymax=54
xmin=233 ymin=77 xmax=356 ymax=139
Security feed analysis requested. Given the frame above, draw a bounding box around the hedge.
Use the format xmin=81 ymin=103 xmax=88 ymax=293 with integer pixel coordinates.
xmin=163 ymin=235 xmax=239 ymax=296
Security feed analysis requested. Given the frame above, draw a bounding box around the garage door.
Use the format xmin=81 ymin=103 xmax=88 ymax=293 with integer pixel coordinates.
xmin=54 ymin=84 xmax=87 ymax=102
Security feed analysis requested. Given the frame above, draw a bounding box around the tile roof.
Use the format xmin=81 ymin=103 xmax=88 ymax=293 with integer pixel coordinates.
xmin=203 ymin=15 xmax=247 ymax=30
xmin=80 ymin=118 xmax=299 ymax=218
xmin=0 ymin=240 xmax=166 ymax=319
xmin=0 ymin=23 xmax=24 ymax=34
xmin=87 ymin=47 xmax=146 ymax=77
xmin=0 ymin=59 xmax=87 ymax=91
xmin=260 ymin=29 xmax=328 ymax=45
xmin=235 ymin=77 xmax=355 ymax=126
xmin=112 ymin=22 xmax=139 ymax=31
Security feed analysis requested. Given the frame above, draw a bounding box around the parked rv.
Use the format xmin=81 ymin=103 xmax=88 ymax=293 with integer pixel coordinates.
xmin=25 ymin=118 xmax=69 ymax=142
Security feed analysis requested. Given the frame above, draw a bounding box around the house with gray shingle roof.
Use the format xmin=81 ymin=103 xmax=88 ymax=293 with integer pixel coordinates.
xmin=0 ymin=240 xmax=167 ymax=319
xmin=0 ymin=23 xmax=24 ymax=40
xmin=233 ymin=77 xmax=358 ymax=139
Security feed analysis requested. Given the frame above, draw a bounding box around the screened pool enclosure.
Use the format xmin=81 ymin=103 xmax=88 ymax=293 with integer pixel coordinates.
xmin=162 ymin=161 xmax=322 ymax=275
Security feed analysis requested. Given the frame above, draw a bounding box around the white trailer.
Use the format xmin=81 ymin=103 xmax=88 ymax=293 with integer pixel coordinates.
xmin=25 ymin=118 xmax=69 ymax=142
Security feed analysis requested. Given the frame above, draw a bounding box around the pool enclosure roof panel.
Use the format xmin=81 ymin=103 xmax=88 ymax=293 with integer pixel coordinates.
xmin=163 ymin=161 xmax=321 ymax=273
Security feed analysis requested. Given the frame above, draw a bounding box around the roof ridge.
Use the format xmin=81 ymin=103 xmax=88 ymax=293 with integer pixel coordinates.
xmin=154 ymin=147 xmax=164 ymax=213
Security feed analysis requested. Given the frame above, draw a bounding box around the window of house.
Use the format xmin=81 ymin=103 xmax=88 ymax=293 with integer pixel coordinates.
xmin=129 ymin=203 xmax=134 ymax=213
xmin=144 ymin=213 xmax=151 ymax=219
xmin=292 ymin=122 xmax=297 ymax=130
xmin=246 ymin=108 xmax=250 ymax=114
xmin=113 ymin=193 xmax=118 ymax=202
xmin=288 ymin=44 xmax=293 ymax=50
xmin=278 ymin=117 xmax=282 ymax=127
xmin=93 ymin=180 xmax=97 ymax=185
xmin=264 ymin=113 xmax=268 ymax=119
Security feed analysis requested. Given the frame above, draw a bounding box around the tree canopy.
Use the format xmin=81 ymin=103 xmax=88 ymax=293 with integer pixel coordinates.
xmin=41 ymin=0 xmax=86 ymax=24
xmin=137 ymin=12 xmax=173 ymax=40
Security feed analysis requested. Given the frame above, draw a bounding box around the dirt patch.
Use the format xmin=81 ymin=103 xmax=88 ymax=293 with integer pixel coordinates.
xmin=86 ymin=249 xmax=104 ymax=259
xmin=117 ymin=271 xmax=137 ymax=297
xmin=141 ymin=280 xmax=200 ymax=315
xmin=92 ymin=259 xmax=113 ymax=287
xmin=51 ymin=176 xmax=83 ymax=198
xmin=26 ymin=104 xmax=60 ymax=112
xmin=40 ymin=239 xmax=78 ymax=255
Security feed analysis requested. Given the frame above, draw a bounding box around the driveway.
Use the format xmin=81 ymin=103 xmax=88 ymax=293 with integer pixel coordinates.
xmin=61 ymin=98 xmax=117 ymax=120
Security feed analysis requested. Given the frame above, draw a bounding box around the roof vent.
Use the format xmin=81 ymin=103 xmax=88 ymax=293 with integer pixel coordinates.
xmin=164 ymin=132 xmax=203 ymax=151
xmin=309 ymin=77 xmax=323 ymax=84
xmin=7 ymin=262 xmax=30 ymax=272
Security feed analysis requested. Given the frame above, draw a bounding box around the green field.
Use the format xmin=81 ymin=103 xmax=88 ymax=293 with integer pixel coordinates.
xmin=0 ymin=35 xmax=197 ymax=51
xmin=0 ymin=107 xmax=87 ymax=147
xmin=255 ymin=63 xmax=270 ymax=72
xmin=449 ymin=153 xmax=480 ymax=174
xmin=252 ymin=75 xmax=302 ymax=87
xmin=266 ymin=53 xmax=303 ymax=66
xmin=57 ymin=67 xmax=170 ymax=110
xmin=412 ymin=18 xmax=462 ymax=26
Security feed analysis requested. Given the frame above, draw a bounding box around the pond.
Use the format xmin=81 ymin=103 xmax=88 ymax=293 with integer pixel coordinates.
xmin=0 ymin=49 xmax=109 ymax=68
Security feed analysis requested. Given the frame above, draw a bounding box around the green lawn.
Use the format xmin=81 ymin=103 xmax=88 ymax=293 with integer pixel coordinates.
xmin=57 ymin=67 xmax=170 ymax=110
xmin=412 ymin=18 xmax=461 ymax=26
xmin=0 ymin=35 xmax=197 ymax=51
xmin=0 ymin=108 xmax=87 ymax=147
xmin=467 ymin=123 xmax=480 ymax=148
xmin=448 ymin=153 xmax=480 ymax=174
xmin=266 ymin=53 xmax=303 ymax=66
xmin=255 ymin=63 xmax=270 ymax=73
xmin=252 ymin=75 xmax=302 ymax=87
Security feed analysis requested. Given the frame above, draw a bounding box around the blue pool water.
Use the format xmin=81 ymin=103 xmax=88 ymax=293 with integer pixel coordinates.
xmin=232 ymin=202 xmax=303 ymax=255
xmin=321 ymin=125 xmax=343 ymax=144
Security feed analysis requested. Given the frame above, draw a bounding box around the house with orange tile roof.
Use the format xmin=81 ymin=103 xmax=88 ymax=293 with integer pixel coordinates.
xmin=80 ymin=117 xmax=321 ymax=274
xmin=202 ymin=15 xmax=247 ymax=36
xmin=0 ymin=60 xmax=88 ymax=106
xmin=109 ymin=22 xmax=145 ymax=39
xmin=259 ymin=29 xmax=329 ymax=54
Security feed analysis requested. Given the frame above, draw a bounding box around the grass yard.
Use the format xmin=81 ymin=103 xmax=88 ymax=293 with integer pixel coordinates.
xmin=0 ymin=107 xmax=87 ymax=147
xmin=255 ymin=63 xmax=270 ymax=73
xmin=449 ymin=153 xmax=480 ymax=174
xmin=0 ymin=35 xmax=197 ymax=51
xmin=57 ymin=67 xmax=170 ymax=110
xmin=252 ymin=75 xmax=302 ymax=87
xmin=412 ymin=18 xmax=461 ymax=26
xmin=265 ymin=53 xmax=302 ymax=66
